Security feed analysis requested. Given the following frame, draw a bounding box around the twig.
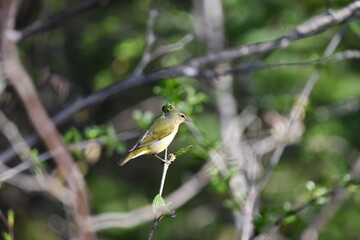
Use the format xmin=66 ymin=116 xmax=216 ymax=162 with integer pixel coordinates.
xmin=150 ymin=34 xmax=193 ymax=60
xmin=148 ymin=217 xmax=158 ymax=240
xmin=159 ymin=153 xmax=170 ymax=196
xmin=1 ymin=1 xmax=359 ymax=165
xmin=132 ymin=10 xmax=158 ymax=77
xmin=0 ymin=110 xmax=42 ymax=175
xmin=132 ymin=10 xmax=193 ymax=77
xmin=18 ymin=0 xmax=108 ymax=41
xmin=221 ymin=50 xmax=360 ymax=75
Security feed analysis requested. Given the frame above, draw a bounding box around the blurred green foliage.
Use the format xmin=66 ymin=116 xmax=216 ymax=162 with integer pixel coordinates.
xmin=132 ymin=109 xmax=154 ymax=130
xmin=153 ymin=78 xmax=207 ymax=115
xmin=63 ymin=124 xmax=125 ymax=159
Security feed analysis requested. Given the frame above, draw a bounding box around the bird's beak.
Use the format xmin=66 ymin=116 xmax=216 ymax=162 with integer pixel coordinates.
xmin=185 ymin=117 xmax=191 ymax=122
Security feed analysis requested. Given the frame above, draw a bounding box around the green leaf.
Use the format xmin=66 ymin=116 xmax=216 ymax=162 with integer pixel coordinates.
xmin=173 ymin=145 xmax=193 ymax=157
xmin=84 ymin=125 xmax=102 ymax=139
xmin=105 ymin=124 xmax=116 ymax=137
xmin=316 ymin=197 xmax=328 ymax=206
xmin=132 ymin=110 xmax=154 ymax=130
xmin=2 ymin=232 xmax=12 ymax=240
xmin=283 ymin=215 xmax=297 ymax=224
xmin=306 ymin=181 xmax=315 ymax=191
xmin=152 ymin=194 xmax=166 ymax=215
xmin=63 ymin=127 xmax=82 ymax=143
xmin=283 ymin=201 xmax=292 ymax=212
xmin=7 ymin=210 xmax=14 ymax=228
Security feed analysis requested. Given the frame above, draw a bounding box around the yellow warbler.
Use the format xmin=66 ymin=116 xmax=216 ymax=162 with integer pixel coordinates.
xmin=118 ymin=108 xmax=190 ymax=166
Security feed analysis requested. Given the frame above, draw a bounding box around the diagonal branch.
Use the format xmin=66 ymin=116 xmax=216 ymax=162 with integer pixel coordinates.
xmin=0 ymin=1 xmax=96 ymax=239
xmin=17 ymin=0 xmax=109 ymax=41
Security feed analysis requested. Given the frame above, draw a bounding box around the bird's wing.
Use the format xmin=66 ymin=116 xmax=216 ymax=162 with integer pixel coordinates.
xmin=131 ymin=117 xmax=175 ymax=150
xmin=128 ymin=130 xmax=149 ymax=152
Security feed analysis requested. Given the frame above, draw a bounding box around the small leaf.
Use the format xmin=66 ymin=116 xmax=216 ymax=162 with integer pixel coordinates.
xmin=283 ymin=201 xmax=292 ymax=211
xmin=7 ymin=210 xmax=14 ymax=228
xmin=152 ymin=194 xmax=166 ymax=215
xmin=316 ymin=197 xmax=328 ymax=206
xmin=84 ymin=125 xmax=102 ymax=139
xmin=283 ymin=215 xmax=297 ymax=224
xmin=63 ymin=127 xmax=82 ymax=143
xmin=313 ymin=187 xmax=327 ymax=198
xmin=306 ymin=181 xmax=315 ymax=191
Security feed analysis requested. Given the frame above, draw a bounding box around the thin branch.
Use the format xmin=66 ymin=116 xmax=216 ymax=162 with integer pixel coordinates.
xmin=151 ymin=34 xmax=194 ymax=60
xmin=221 ymin=50 xmax=360 ymax=75
xmin=148 ymin=217 xmax=158 ymax=240
xmin=159 ymin=161 xmax=170 ymax=196
xmin=132 ymin=9 xmax=158 ymax=77
xmin=1 ymin=1 xmax=359 ymax=165
xmin=132 ymin=10 xmax=193 ymax=77
xmin=18 ymin=0 xmax=108 ymax=41
xmin=0 ymin=109 xmax=46 ymax=183
xmin=0 ymin=110 xmax=40 ymax=171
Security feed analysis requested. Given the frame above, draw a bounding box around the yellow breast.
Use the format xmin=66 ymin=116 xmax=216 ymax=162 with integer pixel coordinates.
xmin=148 ymin=126 xmax=179 ymax=154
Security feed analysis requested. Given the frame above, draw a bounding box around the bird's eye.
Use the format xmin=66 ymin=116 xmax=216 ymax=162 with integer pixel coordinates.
xmin=180 ymin=114 xmax=185 ymax=118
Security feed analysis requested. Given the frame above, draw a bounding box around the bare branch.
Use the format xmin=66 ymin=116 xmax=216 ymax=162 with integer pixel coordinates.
xmin=132 ymin=10 xmax=193 ymax=77
xmin=151 ymin=34 xmax=193 ymax=59
xmin=18 ymin=0 xmax=108 ymax=41
xmin=132 ymin=10 xmax=158 ymax=77
xmin=221 ymin=50 xmax=360 ymax=75
xmin=0 ymin=1 xmax=96 ymax=239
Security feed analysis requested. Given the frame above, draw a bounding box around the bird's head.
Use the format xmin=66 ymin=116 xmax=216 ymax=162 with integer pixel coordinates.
xmin=167 ymin=108 xmax=191 ymax=125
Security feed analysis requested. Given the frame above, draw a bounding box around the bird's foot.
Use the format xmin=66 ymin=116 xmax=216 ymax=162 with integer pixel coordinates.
xmin=153 ymin=154 xmax=172 ymax=164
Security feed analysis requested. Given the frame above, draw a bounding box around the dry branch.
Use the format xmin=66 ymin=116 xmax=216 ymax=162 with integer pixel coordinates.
xmin=0 ymin=1 xmax=96 ymax=239
xmin=18 ymin=0 xmax=108 ymax=41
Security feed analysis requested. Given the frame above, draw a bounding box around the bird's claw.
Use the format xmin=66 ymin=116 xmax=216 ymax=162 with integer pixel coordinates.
xmin=153 ymin=154 xmax=171 ymax=164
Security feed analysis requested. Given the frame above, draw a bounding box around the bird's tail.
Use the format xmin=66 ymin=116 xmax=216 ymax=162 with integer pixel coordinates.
xmin=117 ymin=148 xmax=146 ymax=166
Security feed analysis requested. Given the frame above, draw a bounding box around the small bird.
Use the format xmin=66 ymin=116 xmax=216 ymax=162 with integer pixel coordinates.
xmin=118 ymin=108 xmax=190 ymax=166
